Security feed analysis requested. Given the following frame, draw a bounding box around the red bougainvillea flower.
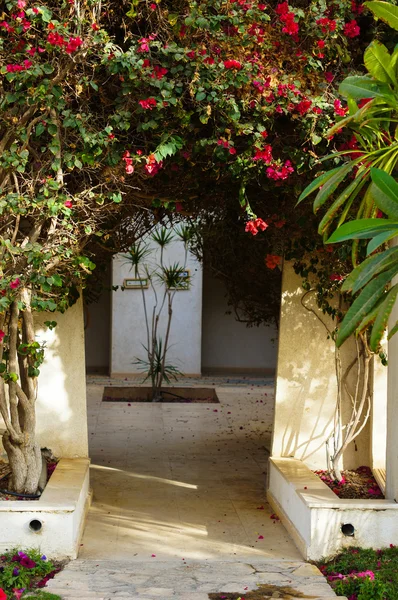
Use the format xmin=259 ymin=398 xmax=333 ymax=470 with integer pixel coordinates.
xmin=245 ymin=218 xmax=268 ymax=236
xmin=0 ymin=331 xmax=5 ymax=341
xmin=334 ymin=99 xmax=348 ymax=117
xmin=295 ymin=99 xmax=312 ymax=115
xmin=343 ymin=20 xmax=360 ymax=38
xmin=223 ymin=59 xmax=242 ymax=69
xmin=0 ymin=589 xmax=6 ymax=600
xmin=64 ymin=200 xmax=73 ymax=208
xmin=317 ymin=40 xmax=325 ymax=49
xmin=358 ymin=97 xmax=372 ymax=108
xmin=139 ymin=98 xmax=157 ymax=110
xmin=325 ymin=72 xmax=334 ymax=83
xmin=65 ymin=36 xmax=83 ymax=54
xmin=330 ymin=274 xmax=343 ymax=282
xmin=150 ymin=3 xmax=157 ymax=9
xmin=145 ymin=154 xmax=163 ymax=176
xmin=91 ymin=23 xmax=100 ymax=31
xmin=122 ymin=150 xmax=134 ymax=174
xmin=265 ymin=254 xmax=282 ymax=269
xmin=316 ymin=17 xmax=336 ymax=33
xmin=10 ymin=278 xmax=21 ymax=289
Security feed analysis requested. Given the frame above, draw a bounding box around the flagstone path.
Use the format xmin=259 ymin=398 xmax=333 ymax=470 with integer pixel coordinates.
xmin=47 ymin=376 xmax=342 ymax=600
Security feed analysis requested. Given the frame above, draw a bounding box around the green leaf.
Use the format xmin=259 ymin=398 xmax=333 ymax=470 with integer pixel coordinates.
xmin=365 ymin=2 xmax=398 ymax=31
xmin=370 ymin=283 xmax=398 ymax=351
xmin=370 ymin=168 xmax=398 ymax=219
xmin=388 ymin=320 xmax=398 ymax=339
xmin=342 ymin=246 xmax=398 ymax=292
xmin=297 ymin=167 xmax=345 ymax=204
xmin=364 ymin=40 xmax=395 ymax=84
xmin=327 ymin=219 xmax=398 ymax=243
xmin=317 ymin=175 xmax=366 ymax=235
xmin=313 ymin=163 xmax=355 ymax=212
xmin=339 ymin=75 xmax=393 ymax=99
xmin=367 ymin=229 xmax=398 ymax=254
xmin=195 ymin=91 xmax=206 ymax=101
xmin=354 ymin=248 xmax=398 ymax=294
xmin=336 ymin=267 xmax=397 ymax=346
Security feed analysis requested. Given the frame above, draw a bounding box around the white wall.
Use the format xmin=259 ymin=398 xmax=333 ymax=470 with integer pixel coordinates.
xmin=271 ymin=262 xmax=369 ymax=470
xmin=0 ymin=296 xmax=89 ymax=459
xmin=201 ymin=271 xmax=277 ymax=373
xmin=110 ymin=232 xmax=203 ymax=376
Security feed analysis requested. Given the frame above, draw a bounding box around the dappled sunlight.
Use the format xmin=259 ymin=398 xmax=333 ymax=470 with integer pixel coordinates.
xmin=81 ymin=377 xmax=302 ymax=562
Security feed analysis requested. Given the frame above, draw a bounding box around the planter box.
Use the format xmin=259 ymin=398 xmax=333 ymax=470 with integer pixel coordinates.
xmin=267 ymin=457 xmax=398 ymax=560
xmin=0 ymin=458 xmax=90 ymax=559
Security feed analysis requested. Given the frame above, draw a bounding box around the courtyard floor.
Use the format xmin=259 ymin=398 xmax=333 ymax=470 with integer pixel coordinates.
xmin=47 ymin=376 xmax=341 ymax=599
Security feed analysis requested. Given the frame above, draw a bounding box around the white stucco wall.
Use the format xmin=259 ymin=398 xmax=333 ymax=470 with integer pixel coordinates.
xmin=110 ymin=233 xmax=203 ymax=376
xmin=201 ymin=270 xmax=277 ymax=373
xmin=271 ymin=262 xmax=369 ymax=471
xmin=0 ymin=295 xmax=89 ymax=459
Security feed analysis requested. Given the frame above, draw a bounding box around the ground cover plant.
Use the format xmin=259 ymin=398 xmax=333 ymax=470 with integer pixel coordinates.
xmin=319 ymin=545 xmax=398 ymax=599
xmin=0 ymin=550 xmax=61 ymax=599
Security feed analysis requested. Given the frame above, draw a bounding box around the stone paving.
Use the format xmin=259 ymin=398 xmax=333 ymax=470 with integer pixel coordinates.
xmin=46 ymin=376 xmax=342 ymax=599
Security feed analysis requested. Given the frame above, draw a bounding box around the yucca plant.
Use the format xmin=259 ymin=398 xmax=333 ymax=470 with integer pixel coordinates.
xmin=125 ymin=225 xmax=194 ymax=401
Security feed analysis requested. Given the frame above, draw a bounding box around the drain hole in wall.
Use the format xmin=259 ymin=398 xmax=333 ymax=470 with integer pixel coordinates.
xmin=341 ymin=523 xmax=355 ymax=537
xmin=29 ymin=519 xmax=43 ymax=532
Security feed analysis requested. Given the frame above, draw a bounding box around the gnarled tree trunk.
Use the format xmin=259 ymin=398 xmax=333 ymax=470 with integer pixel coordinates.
xmin=0 ymin=287 xmax=42 ymax=495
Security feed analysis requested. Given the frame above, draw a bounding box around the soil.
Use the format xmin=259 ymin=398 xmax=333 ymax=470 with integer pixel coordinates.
xmin=209 ymin=584 xmax=318 ymax=599
xmin=0 ymin=458 xmax=58 ymax=501
xmin=314 ymin=466 xmax=384 ymax=499
xmin=102 ymin=386 xmax=220 ymax=403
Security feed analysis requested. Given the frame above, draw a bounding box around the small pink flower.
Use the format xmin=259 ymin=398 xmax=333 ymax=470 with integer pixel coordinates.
xmin=125 ymin=164 xmax=134 ymax=174
xmin=64 ymin=200 xmax=73 ymax=208
xmin=10 ymin=278 xmax=21 ymax=289
xmin=325 ymin=72 xmax=334 ymax=83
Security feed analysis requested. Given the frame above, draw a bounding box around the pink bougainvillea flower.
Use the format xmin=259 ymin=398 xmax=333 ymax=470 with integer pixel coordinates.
xmin=139 ymin=98 xmax=157 ymax=110
xmin=64 ymin=200 xmax=73 ymax=208
xmin=0 ymin=331 xmax=4 ymax=341
xmin=151 ymin=554 xmax=156 ymax=557
xmin=334 ymin=99 xmax=348 ymax=117
xmin=91 ymin=23 xmax=100 ymax=31
xmin=13 ymin=590 xmax=24 ymax=600
xmin=150 ymin=3 xmax=157 ymax=9
xmin=344 ymin=19 xmax=360 ymax=38
xmin=325 ymin=71 xmax=334 ymax=83
xmin=330 ymin=274 xmax=343 ymax=282
xmin=0 ymin=590 xmax=6 ymax=600
xmin=10 ymin=278 xmax=21 ymax=289
xmin=258 ymin=535 xmax=264 ymax=539
xmin=125 ymin=164 xmax=134 ymax=174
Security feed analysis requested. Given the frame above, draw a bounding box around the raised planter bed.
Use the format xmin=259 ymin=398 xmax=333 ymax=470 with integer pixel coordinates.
xmin=267 ymin=457 xmax=398 ymax=561
xmin=0 ymin=458 xmax=90 ymax=559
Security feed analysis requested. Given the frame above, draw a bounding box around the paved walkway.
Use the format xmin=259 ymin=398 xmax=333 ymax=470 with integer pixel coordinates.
xmin=47 ymin=376 xmax=340 ymax=599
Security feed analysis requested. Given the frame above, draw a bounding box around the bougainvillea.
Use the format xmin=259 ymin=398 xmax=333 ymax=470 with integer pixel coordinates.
xmin=0 ymin=0 xmax=374 ymax=491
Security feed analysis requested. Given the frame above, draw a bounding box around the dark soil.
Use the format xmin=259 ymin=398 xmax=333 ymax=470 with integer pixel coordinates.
xmin=314 ymin=466 xmax=384 ymax=499
xmin=209 ymin=584 xmax=318 ymax=599
xmin=0 ymin=459 xmax=58 ymax=501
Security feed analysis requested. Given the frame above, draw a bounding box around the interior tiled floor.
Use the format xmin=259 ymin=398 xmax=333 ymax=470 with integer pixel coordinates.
xmin=81 ymin=376 xmax=302 ymax=562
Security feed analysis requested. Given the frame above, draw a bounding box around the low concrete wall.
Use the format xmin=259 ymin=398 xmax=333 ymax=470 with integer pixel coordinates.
xmin=0 ymin=458 xmax=90 ymax=559
xmin=0 ymin=296 xmax=89 ymax=459
xmin=268 ymin=458 xmax=398 ymax=560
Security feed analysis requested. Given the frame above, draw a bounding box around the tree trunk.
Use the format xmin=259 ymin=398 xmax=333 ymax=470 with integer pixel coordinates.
xmin=0 ymin=287 xmax=41 ymax=495
xmin=2 ymin=431 xmax=41 ymax=494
